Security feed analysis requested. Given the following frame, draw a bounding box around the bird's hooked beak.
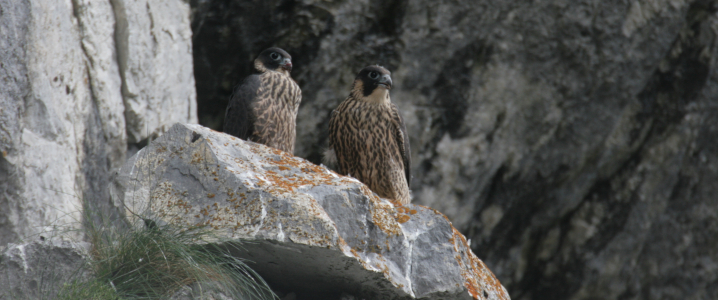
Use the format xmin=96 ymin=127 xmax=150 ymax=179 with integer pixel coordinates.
xmin=281 ymin=58 xmax=293 ymax=72
xmin=378 ymin=74 xmax=392 ymax=90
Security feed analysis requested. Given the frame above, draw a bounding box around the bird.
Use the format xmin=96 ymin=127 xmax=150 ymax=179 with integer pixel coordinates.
xmin=326 ymin=65 xmax=412 ymax=205
xmin=223 ymin=47 xmax=302 ymax=154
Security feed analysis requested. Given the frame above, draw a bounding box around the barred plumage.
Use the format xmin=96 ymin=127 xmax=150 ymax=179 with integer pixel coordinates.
xmin=327 ymin=66 xmax=412 ymax=204
xmin=224 ymin=47 xmax=302 ymax=154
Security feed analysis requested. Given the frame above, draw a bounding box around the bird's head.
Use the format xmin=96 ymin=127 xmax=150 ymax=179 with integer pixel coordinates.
xmin=351 ymin=65 xmax=393 ymax=104
xmin=254 ymin=47 xmax=293 ymax=74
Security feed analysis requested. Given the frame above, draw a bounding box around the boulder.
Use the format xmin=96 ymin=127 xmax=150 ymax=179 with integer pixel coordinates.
xmin=0 ymin=0 xmax=196 ymax=245
xmin=113 ymin=123 xmax=510 ymax=300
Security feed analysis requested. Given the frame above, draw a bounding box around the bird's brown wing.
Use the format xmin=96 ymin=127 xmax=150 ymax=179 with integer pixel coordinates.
xmin=224 ymin=74 xmax=261 ymax=139
xmin=391 ymin=104 xmax=411 ymax=188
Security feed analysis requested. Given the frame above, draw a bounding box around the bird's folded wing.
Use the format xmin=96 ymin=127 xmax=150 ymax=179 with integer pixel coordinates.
xmin=224 ymin=74 xmax=262 ymax=139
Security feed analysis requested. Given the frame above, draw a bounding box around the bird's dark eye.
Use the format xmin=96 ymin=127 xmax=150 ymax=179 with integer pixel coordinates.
xmin=368 ymin=71 xmax=379 ymax=79
xmin=270 ymin=52 xmax=280 ymax=60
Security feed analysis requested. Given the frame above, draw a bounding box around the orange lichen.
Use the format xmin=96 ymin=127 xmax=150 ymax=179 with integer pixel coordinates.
xmin=207 ymin=193 xmax=215 ymax=198
xmin=379 ymin=263 xmax=391 ymax=277
xmin=191 ymin=152 xmax=204 ymax=164
xmin=351 ymin=185 xmax=403 ymax=236
xmin=450 ymin=226 xmax=509 ymax=300
xmin=238 ymin=148 xmax=351 ymax=195
xmin=396 ymin=215 xmax=410 ymax=223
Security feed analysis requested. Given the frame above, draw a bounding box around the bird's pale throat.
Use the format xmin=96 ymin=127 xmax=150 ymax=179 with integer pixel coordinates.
xmin=353 ymin=80 xmax=391 ymax=105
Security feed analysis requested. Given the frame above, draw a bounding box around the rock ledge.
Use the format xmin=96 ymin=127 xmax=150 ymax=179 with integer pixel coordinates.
xmin=113 ymin=123 xmax=510 ymax=300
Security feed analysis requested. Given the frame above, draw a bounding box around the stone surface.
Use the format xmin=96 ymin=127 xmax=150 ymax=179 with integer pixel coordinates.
xmin=0 ymin=0 xmax=101 ymax=244
xmin=0 ymin=239 xmax=90 ymax=299
xmin=113 ymin=0 xmax=198 ymax=143
xmin=74 ymin=0 xmax=127 ymax=169
xmin=113 ymin=123 xmax=510 ymax=300
xmin=191 ymin=1 xmax=718 ymax=299
xmin=0 ymin=0 xmax=197 ymax=245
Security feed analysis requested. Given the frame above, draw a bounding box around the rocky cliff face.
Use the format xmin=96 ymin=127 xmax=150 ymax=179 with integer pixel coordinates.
xmin=0 ymin=0 xmax=196 ymax=245
xmin=191 ymin=1 xmax=718 ymax=299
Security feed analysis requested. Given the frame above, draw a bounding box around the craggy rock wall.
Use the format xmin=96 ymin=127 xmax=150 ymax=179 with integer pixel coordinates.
xmin=0 ymin=0 xmax=196 ymax=245
xmin=191 ymin=1 xmax=718 ymax=299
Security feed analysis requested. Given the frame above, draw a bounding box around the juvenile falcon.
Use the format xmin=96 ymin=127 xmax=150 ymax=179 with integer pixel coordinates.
xmin=224 ymin=47 xmax=302 ymax=154
xmin=326 ymin=65 xmax=412 ymax=204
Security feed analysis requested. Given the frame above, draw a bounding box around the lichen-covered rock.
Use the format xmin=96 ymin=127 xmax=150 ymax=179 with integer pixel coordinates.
xmin=0 ymin=0 xmax=197 ymax=245
xmin=113 ymin=123 xmax=510 ymax=300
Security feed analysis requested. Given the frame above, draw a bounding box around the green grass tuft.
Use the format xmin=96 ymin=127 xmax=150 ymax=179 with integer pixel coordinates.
xmin=70 ymin=216 xmax=278 ymax=300
xmin=57 ymin=279 xmax=120 ymax=300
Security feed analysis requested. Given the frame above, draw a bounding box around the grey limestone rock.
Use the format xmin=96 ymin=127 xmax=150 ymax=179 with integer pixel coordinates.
xmin=113 ymin=123 xmax=510 ymax=300
xmin=0 ymin=0 xmax=197 ymax=245
xmin=112 ymin=0 xmax=198 ymax=143
xmin=0 ymin=239 xmax=90 ymax=300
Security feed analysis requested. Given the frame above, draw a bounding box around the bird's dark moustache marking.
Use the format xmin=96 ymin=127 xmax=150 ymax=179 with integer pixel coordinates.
xmin=363 ymin=82 xmax=377 ymax=97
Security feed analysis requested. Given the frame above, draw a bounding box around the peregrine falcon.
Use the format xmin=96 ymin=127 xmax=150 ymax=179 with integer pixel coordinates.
xmin=327 ymin=65 xmax=412 ymax=204
xmin=224 ymin=47 xmax=302 ymax=154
